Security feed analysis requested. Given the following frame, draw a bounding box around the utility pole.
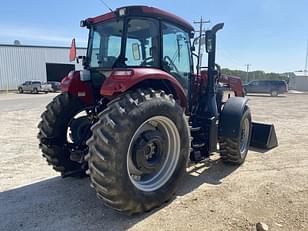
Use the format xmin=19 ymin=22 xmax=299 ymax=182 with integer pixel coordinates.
xmin=245 ymin=64 xmax=252 ymax=82
xmin=305 ymin=39 xmax=308 ymax=76
xmin=193 ymin=17 xmax=210 ymax=76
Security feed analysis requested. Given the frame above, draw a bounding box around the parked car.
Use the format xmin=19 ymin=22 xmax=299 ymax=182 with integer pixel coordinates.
xmin=41 ymin=82 xmax=54 ymax=92
xmin=244 ymin=80 xmax=288 ymax=96
xmin=47 ymin=81 xmax=61 ymax=92
xmin=18 ymin=81 xmax=49 ymax=94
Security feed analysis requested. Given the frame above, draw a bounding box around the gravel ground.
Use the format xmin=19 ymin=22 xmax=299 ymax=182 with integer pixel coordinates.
xmin=0 ymin=92 xmax=307 ymax=231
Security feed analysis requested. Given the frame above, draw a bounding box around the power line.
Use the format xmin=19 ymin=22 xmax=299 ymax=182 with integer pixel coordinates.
xmin=97 ymin=0 xmax=113 ymax=12
xmin=193 ymin=17 xmax=210 ymax=76
xmin=193 ymin=18 xmax=211 ymax=32
xmin=217 ymin=47 xmax=243 ymax=68
xmin=305 ymin=39 xmax=308 ymax=75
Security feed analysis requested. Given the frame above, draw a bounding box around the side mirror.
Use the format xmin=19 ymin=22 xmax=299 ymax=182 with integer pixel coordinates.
xmin=189 ymin=31 xmax=195 ymax=39
xmin=205 ymin=23 xmax=224 ymax=53
xmin=206 ymin=38 xmax=213 ymax=53
xmin=69 ymin=38 xmax=77 ymax=62
xmin=132 ymin=43 xmax=141 ymax=60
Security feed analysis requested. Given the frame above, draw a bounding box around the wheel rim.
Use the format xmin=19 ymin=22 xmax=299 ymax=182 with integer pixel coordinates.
xmin=272 ymin=91 xmax=277 ymax=96
xmin=240 ymin=118 xmax=250 ymax=156
xmin=69 ymin=117 xmax=91 ymax=144
xmin=67 ymin=108 xmax=92 ymax=145
xmin=127 ymin=116 xmax=180 ymax=192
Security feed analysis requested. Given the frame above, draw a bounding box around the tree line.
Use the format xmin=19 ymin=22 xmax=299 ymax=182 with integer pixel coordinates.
xmin=221 ymin=68 xmax=294 ymax=83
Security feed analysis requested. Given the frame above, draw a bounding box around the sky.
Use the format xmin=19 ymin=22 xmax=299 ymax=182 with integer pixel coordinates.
xmin=0 ymin=0 xmax=307 ymax=73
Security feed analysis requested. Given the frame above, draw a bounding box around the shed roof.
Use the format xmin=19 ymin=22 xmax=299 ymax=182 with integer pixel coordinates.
xmin=0 ymin=44 xmax=86 ymax=50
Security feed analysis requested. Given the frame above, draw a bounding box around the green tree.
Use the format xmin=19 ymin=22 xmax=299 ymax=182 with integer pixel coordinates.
xmin=221 ymin=68 xmax=290 ymax=83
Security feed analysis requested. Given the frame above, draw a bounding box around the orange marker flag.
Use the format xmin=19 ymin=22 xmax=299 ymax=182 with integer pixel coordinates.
xmin=69 ymin=38 xmax=77 ymax=62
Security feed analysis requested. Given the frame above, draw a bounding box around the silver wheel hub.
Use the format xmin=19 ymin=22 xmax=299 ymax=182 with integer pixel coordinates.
xmin=240 ymin=118 xmax=250 ymax=157
xmin=127 ymin=116 xmax=180 ymax=192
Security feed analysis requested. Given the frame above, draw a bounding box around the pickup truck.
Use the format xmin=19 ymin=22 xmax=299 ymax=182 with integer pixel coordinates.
xmin=18 ymin=81 xmax=51 ymax=94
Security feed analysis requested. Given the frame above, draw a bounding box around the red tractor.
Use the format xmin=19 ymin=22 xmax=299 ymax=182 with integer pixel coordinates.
xmin=38 ymin=6 xmax=277 ymax=215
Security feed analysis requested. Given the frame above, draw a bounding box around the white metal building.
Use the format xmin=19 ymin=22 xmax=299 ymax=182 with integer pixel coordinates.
xmin=0 ymin=44 xmax=86 ymax=91
xmin=288 ymin=72 xmax=308 ymax=91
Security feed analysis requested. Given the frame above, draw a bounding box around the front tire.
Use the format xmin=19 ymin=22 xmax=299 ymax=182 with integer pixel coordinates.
xmin=18 ymin=87 xmax=23 ymax=93
xmin=219 ymin=106 xmax=252 ymax=165
xmin=86 ymin=89 xmax=190 ymax=215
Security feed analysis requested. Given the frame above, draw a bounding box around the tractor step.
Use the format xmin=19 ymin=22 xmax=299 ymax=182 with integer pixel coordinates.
xmin=191 ymin=127 xmax=201 ymax=132
xmin=192 ymin=142 xmax=205 ymax=148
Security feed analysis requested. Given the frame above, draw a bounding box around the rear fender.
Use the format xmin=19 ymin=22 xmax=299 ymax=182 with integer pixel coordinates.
xmin=100 ymin=68 xmax=187 ymax=108
xmin=219 ymin=97 xmax=248 ymax=139
xmin=61 ymin=71 xmax=94 ymax=105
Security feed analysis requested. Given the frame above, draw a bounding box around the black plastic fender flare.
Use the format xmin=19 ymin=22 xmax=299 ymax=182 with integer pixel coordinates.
xmin=219 ymin=97 xmax=249 ymax=139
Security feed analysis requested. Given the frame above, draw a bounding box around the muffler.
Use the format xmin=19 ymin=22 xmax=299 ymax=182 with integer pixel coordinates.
xmin=250 ymin=122 xmax=278 ymax=149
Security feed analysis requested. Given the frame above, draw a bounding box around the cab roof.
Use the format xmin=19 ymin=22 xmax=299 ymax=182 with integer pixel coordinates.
xmin=86 ymin=5 xmax=194 ymax=32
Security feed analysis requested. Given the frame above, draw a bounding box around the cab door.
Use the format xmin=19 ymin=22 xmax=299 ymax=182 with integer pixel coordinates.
xmin=161 ymin=22 xmax=192 ymax=95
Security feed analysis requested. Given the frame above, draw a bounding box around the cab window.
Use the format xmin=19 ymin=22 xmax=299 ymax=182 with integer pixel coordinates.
xmin=89 ymin=20 xmax=123 ymax=68
xmin=125 ymin=18 xmax=159 ymax=67
xmin=162 ymin=22 xmax=191 ymax=90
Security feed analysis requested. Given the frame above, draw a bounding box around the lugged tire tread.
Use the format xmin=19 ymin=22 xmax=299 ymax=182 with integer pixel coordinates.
xmin=87 ymin=89 xmax=190 ymax=215
xmin=219 ymin=107 xmax=252 ymax=165
xmin=37 ymin=93 xmax=88 ymax=177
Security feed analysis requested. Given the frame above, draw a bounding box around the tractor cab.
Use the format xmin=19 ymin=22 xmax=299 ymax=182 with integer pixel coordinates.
xmin=82 ymin=7 xmax=193 ymax=69
xmin=69 ymin=6 xmax=227 ymax=112
xmin=69 ymin=6 xmax=195 ymax=97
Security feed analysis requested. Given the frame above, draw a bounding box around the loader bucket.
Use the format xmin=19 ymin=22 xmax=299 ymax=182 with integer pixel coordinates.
xmin=250 ymin=122 xmax=278 ymax=149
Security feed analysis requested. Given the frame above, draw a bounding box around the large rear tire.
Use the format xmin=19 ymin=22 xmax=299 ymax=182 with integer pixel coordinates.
xmin=86 ymin=89 xmax=190 ymax=215
xmin=38 ymin=93 xmax=91 ymax=177
xmin=219 ymin=106 xmax=252 ymax=165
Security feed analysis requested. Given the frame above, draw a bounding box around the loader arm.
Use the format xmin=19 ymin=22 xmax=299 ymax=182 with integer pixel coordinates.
xmin=219 ymin=74 xmax=245 ymax=97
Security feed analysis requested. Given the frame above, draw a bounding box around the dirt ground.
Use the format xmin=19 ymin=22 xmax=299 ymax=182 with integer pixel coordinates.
xmin=0 ymin=92 xmax=307 ymax=231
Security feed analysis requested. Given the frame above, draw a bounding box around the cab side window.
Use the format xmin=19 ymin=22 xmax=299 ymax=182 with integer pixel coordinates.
xmin=162 ymin=22 xmax=191 ymax=91
xmin=125 ymin=18 xmax=159 ymax=67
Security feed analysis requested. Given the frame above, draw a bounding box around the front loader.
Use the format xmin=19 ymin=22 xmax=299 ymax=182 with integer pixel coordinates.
xmin=38 ymin=5 xmax=277 ymax=215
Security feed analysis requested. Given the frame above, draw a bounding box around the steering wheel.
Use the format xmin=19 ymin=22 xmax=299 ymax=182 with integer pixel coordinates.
xmin=141 ymin=56 xmax=154 ymax=66
xmin=163 ymin=56 xmax=179 ymax=73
